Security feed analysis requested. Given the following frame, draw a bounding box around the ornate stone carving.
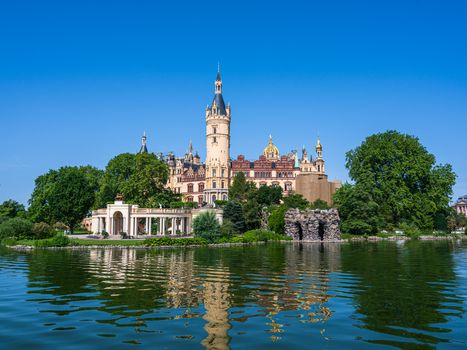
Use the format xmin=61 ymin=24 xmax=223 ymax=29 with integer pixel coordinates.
xmin=285 ymin=208 xmax=341 ymax=241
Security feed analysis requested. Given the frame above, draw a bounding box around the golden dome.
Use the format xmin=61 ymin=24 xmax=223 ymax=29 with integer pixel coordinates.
xmin=316 ymin=137 xmax=323 ymax=151
xmin=263 ymin=134 xmax=280 ymax=160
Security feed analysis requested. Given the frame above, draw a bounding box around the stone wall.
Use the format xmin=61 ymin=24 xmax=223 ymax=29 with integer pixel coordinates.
xmin=285 ymin=208 xmax=341 ymax=241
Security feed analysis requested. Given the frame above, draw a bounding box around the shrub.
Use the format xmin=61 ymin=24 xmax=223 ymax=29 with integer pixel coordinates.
xmin=341 ymin=219 xmax=375 ymax=235
xmin=1 ymin=237 xmax=17 ymax=246
xmin=232 ymin=230 xmax=291 ymax=243
xmin=144 ymin=237 xmax=208 ymax=247
xmin=101 ymin=231 xmax=109 ymax=239
xmin=268 ymin=205 xmax=287 ymax=234
xmin=0 ymin=217 xmax=33 ymax=239
xmin=220 ymin=219 xmax=236 ymax=238
xmin=399 ymin=223 xmax=421 ymax=239
xmin=120 ymin=232 xmax=128 ymax=239
xmin=32 ymin=222 xmax=55 ymax=239
xmin=192 ymin=211 xmax=221 ymax=242
xmin=34 ymin=233 xmax=71 ymax=247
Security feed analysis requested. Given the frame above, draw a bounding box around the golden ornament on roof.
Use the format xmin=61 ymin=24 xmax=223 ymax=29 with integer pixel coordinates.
xmin=263 ymin=134 xmax=280 ymax=160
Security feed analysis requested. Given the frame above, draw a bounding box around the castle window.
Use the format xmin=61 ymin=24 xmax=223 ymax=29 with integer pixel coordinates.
xmin=212 ymin=169 xmax=216 ymax=177
xmin=221 ymin=181 xmax=225 ymax=188
xmin=223 ymin=194 xmax=227 ymax=201
xmin=198 ymin=196 xmax=203 ymax=204
xmin=198 ymin=183 xmax=204 ymax=192
xmin=188 ymin=184 xmax=194 ymax=193
xmin=221 ymin=169 xmax=225 ymax=177
xmin=187 ymin=196 xmax=193 ymax=202
xmin=213 ymin=127 xmax=217 ymax=134
xmin=213 ymin=137 xmax=217 ymax=143
xmin=213 ymin=181 xmax=217 ymax=189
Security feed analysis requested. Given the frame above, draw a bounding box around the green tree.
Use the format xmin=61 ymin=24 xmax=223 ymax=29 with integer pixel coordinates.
xmin=336 ymin=130 xmax=456 ymax=233
xmin=256 ymin=185 xmax=283 ymax=206
xmin=0 ymin=199 xmax=26 ymax=222
xmin=229 ymin=172 xmax=257 ymax=202
xmin=268 ymin=205 xmax=288 ymax=234
xmin=333 ymin=183 xmax=383 ymax=235
xmin=310 ymin=199 xmax=329 ymax=209
xmin=223 ymin=201 xmax=245 ymax=234
xmin=192 ymin=211 xmax=221 ymax=242
xmin=29 ymin=166 xmax=101 ymax=232
xmin=0 ymin=217 xmax=33 ymax=239
xmin=243 ymin=199 xmax=262 ymax=230
xmin=95 ymin=152 xmax=177 ymax=208
xmin=283 ymin=193 xmax=309 ymax=209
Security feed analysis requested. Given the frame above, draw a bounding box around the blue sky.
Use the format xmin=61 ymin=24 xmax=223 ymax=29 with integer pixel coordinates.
xmin=0 ymin=0 xmax=466 ymax=205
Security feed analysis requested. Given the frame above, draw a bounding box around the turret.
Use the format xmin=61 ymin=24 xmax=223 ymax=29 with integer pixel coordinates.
xmin=138 ymin=132 xmax=148 ymax=154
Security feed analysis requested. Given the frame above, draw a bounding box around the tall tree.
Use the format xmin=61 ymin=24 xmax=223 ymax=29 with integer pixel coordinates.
xmin=29 ymin=166 xmax=102 ymax=232
xmin=95 ymin=152 xmax=177 ymax=208
xmin=229 ymin=172 xmax=257 ymax=202
xmin=223 ymin=201 xmax=245 ymax=234
xmin=256 ymin=185 xmax=283 ymax=206
xmin=0 ymin=199 xmax=26 ymax=222
xmin=335 ymin=130 xmax=456 ymax=233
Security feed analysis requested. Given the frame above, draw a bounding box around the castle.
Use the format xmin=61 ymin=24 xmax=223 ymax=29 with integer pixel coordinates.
xmin=141 ymin=67 xmax=341 ymax=206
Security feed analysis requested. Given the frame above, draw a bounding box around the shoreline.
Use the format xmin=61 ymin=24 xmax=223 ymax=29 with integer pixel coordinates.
xmin=6 ymin=234 xmax=466 ymax=251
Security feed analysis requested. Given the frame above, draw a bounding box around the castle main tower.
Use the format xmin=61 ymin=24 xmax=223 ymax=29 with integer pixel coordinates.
xmin=204 ymin=65 xmax=231 ymax=205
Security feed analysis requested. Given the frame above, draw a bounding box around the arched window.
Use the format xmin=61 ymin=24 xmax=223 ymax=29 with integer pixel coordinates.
xmin=198 ymin=196 xmax=203 ymax=204
xmin=198 ymin=183 xmax=204 ymax=192
xmin=187 ymin=183 xmax=194 ymax=193
xmin=221 ymin=181 xmax=225 ymax=188
xmin=187 ymin=196 xmax=193 ymax=202
xmin=212 ymin=195 xmax=217 ymax=202
xmin=223 ymin=194 xmax=227 ymax=200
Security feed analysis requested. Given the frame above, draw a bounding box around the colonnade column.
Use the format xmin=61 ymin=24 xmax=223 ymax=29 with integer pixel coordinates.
xmin=171 ymin=218 xmax=176 ymax=236
xmin=148 ymin=218 xmax=152 ymax=235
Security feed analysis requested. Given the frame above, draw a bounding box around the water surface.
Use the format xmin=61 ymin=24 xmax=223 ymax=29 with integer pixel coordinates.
xmin=0 ymin=241 xmax=466 ymax=349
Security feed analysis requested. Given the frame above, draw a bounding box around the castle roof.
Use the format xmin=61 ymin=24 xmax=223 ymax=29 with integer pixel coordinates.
xmin=212 ymin=93 xmax=227 ymax=115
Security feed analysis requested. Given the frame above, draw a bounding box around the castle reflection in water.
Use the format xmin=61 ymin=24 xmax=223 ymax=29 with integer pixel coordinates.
xmin=83 ymin=243 xmax=341 ymax=349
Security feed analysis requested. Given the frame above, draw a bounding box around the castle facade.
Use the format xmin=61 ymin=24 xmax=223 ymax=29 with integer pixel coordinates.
xmin=142 ymin=67 xmax=340 ymax=206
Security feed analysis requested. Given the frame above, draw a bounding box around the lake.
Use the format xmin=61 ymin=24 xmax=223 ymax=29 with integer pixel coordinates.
xmin=0 ymin=241 xmax=465 ymax=349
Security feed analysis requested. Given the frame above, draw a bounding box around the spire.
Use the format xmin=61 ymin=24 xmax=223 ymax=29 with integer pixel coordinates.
xmin=189 ymin=139 xmax=193 ymax=154
xmin=211 ymin=64 xmax=226 ymax=115
xmin=316 ymin=136 xmax=323 ymax=159
xmin=138 ymin=132 xmax=148 ymax=154
xmin=216 ymin=62 xmax=221 ymax=81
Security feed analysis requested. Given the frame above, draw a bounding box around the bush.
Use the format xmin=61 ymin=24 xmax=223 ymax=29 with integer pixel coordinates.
xmin=268 ymin=205 xmax=288 ymax=234
xmin=32 ymin=222 xmax=55 ymax=239
xmin=341 ymin=219 xmax=375 ymax=235
xmin=220 ymin=219 xmax=236 ymax=238
xmin=34 ymin=233 xmax=71 ymax=247
xmin=1 ymin=237 xmax=17 ymax=246
xmin=399 ymin=223 xmax=421 ymax=239
xmin=232 ymin=230 xmax=291 ymax=243
xmin=192 ymin=211 xmax=221 ymax=242
xmin=101 ymin=231 xmax=109 ymax=239
xmin=144 ymin=237 xmax=208 ymax=247
xmin=0 ymin=217 xmax=33 ymax=239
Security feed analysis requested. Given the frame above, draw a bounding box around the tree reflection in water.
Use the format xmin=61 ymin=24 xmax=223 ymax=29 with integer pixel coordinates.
xmin=22 ymin=241 xmax=465 ymax=350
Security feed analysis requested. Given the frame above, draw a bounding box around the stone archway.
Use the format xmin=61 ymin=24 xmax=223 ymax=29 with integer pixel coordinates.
xmin=296 ymin=222 xmax=304 ymax=241
xmin=284 ymin=209 xmax=340 ymax=241
xmin=113 ymin=211 xmax=123 ymax=235
xmin=318 ymin=221 xmax=325 ymax=241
